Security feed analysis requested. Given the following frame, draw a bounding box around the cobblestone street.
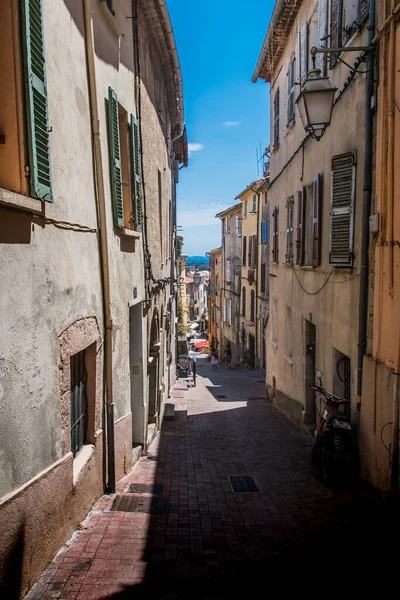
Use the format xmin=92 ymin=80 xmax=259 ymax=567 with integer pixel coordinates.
xmin=26 ymin=357 xmax=396 ymax=599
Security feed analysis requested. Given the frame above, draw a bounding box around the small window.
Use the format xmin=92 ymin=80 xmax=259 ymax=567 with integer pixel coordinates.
xmin=242 ymin=286 xmax=246 ymax=317
xmin=235 ymin=216 xmax=242 ymax=237
xmin=250 ymin=290 xmax=255 ymax=323
xmin=272 ymin=206 xmax=279 ymax=263
xmin=251 ymin=194 xmax=257 ymax=213
xmin=243 ymin=236 xmax=247 ymax=267
xmin=273 ymin=88 xmax=280 ymax=146
xmin=287 ymin=56 xmax=296 ymax=126
xmin=70 ymin=350 xmax=88 ymax=456
xmin=225 ymin=216 xmax=230 ymax=233
xmin=286 ymin=197 xmax=294 ymax=265
xmin=244 ymin=200 xmax=248 ymax=217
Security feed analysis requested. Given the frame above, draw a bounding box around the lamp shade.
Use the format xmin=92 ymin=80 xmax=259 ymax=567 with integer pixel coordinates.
xmin=296 ymin=69 xmax=337 ymax=140
xmin=193 ymin=270 xmax=201 ymax=286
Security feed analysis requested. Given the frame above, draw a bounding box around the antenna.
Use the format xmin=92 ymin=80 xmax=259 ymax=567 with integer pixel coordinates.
xmin=256 ymin=147 xmax=259 ymax=176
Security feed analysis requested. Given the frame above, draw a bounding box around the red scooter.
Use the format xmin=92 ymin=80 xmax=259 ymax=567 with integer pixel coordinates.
xmin=310 ymin=370 xmax=355 ymax=482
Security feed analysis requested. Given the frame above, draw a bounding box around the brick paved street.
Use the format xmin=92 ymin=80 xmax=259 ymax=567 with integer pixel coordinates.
xmin=26 ymin=357 xmax=397 ymax=599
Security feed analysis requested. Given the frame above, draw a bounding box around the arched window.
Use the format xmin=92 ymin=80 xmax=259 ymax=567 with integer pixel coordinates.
xmin=250 ymin=290 xmax=255 ymax=322
xmin=242 ymin=286 xmax=246 ymax=317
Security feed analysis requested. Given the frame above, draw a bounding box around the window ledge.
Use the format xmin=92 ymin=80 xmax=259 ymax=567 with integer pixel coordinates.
xmin=99 ymin=0 xmax=121 ymax=37
xmin=272 ymin=340 xmax=278 ymax=348
xmin=73 ymin=444 xmax=95 ymax=485
xmin=122 ymin=228 xmax=141 ymax=239
xmin=284 ymin=355 xmax=293 ymax=365
xmin=0 ymin=187 xmax=43 ymax=215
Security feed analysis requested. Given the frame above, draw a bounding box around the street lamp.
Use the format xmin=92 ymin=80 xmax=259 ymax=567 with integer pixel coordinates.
xmin=193 ymin=268 xmax=201 ymax=287
xmin=296 ymin=64 xmax=336 ymax=141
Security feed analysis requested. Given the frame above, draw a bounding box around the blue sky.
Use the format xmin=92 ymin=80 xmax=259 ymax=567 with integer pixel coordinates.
xmin=168 ymin=0 xmax=274 ymax=257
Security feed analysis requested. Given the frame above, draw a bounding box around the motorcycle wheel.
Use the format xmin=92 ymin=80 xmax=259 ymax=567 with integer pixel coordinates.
xmin=322 ymin=433 xmax=344 ymax=483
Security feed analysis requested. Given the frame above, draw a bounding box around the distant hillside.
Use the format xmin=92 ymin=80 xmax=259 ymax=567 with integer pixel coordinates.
xmin=186 ymin=256 xmax=209 ymax=268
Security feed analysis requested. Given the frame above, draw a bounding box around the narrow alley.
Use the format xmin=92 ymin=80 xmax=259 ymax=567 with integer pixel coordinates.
xmin=26 ymin=357 xmax=396 ymax=599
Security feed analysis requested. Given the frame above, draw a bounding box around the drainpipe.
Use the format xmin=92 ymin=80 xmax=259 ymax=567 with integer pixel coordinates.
xmin=356 ymin=0 xmax=376 ymax=399
xmin=83 ymin=0 xmax=115 ymax=492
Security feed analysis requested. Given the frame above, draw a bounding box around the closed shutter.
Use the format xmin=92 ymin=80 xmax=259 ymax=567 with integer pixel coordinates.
xmin=228 ymin=299 xmax=232 ymax=325
xmin=330 ymin=0 xmax=343 ymax=69
xmin=223 ymin=297 xmax=227 ymax=323
xmin=22 ymin=0 xmax=52 ymax=201
xmin=329 ymin=152 xmax=356 ymax=266
xmin=252 ymin=234 xmax=257 ymax=267
xmin=297 ymin=188 xmax=305 ymax=265
xmin=272 ymin=207 xmax=279 ymax=263
xmin=108 ymin=88 xmax=123 ymax=228
xmin=226 ymin=259 xmax=231 ymax=282
xmin=250 ymin=291 xmax=255 ymax=322
xmin=261 ymin=220 xmax=270 ymax=244
xmin=312 ymin=174 xmax=322 ymax=266
xmin=130 ymin=114 xmax=142 ymax=232
xmin=242 ymin=287 xmax=246 ymax=317
xmin=248 ymin=235 xmax=252 ymax=267
xmin=274 ymin=89 xmax=280 ymax=145
xmin=299 ymin=22 xmax=308 ymax=85
xmin=317 ymin=0 xmax=328 ymax=75
xmin=286 ymin=197 xmax=294 ymax=264
xmin=266 ymin=219 xmax=270 ymax=243
xmin=243 ymin=236 xmax=247 ymax=266
xmin=287 ymin=58 xmax=296 ymax=125
xmin=358 ymin=0 xmax=369 ymax=23
xmin=261 ymin=263 xmax=266 ymax=293
xmin=236 ymin=215 xmax=242 ymax=236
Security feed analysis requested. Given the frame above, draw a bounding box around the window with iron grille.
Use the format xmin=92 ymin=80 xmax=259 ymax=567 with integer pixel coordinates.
xmin=286 ymin=197 xmax=294 ymax=264
xmin=241 ymin=286 xmax=246 ymax=317
xmin=106 ymin=0 xmax=114 ymax=14
xmin=287 ymin=57 xmax=296 ymax=126
xmin=250 ymin=290 xmax=255 ymax=323
xmin=70 ymin=350 xmax=88 ymax=457
xmin=273 ymin=88 xmax=280 ymax=146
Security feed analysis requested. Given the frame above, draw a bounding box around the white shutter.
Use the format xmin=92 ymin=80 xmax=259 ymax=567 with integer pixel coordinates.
xmin=235 ymin=216 xmax=242 ymax=236
xmin=329 ymin=152 xmax=356 ymax=266
xmin=223 ymin=297 xmax=227 ymax=322
xmin=299 ymin=22 xmax=308 ymax=85
xmin=317 ymin=0 xmax=328 ymax=75
xmin=226 ymin=259 xmax=231 ymax=282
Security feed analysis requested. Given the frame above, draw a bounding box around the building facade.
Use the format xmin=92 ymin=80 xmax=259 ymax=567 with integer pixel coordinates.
xmin=216 ymin=204 xmax=242 ymax=365
xmin=257 ymin=177 xmax=270 ymax=372
xmin=253 ymin=0 xmax=370 ymax=429
xmin=0 ymin=0 xmax=186 ymax=593
xmin=208 ymin=248 xmax=222 ymax=353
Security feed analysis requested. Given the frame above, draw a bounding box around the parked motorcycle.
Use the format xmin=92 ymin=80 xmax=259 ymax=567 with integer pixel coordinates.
xmin=310 ymin=370 xmax=355 ymax=482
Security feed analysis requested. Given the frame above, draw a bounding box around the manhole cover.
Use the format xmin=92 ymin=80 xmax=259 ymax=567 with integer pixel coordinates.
xmin=127 ymin=483 xmax=163 ymax=494
xmin=111 ymin=495 xmax=169 ymax=514
xmin=230 ymin=476 xmax=258 ymax=493
xmin=216 ymin=395 xmax=226 ymax=399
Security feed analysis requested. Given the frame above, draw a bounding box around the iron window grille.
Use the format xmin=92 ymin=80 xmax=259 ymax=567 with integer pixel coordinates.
xmin=70 ymin=350 xmax=88 ymax=457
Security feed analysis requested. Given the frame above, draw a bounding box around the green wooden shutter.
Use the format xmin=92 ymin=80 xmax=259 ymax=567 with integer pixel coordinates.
xmin=22 ymin=0 xmax=52 ymax=201
xmin=108 ymin=87 xmax=123 ymax=228
xmin=130 ymin=114 xmax=142 ymax=232
xmin=329 ymin=152 xmax=356 ymax=266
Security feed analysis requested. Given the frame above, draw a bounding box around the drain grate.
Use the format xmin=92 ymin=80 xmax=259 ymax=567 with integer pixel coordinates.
xmin=127 ymin=483 xmax=163 ymax=494
xmin=111 ymin=495 xmax=169 ymax=514
xmin=230 ymin=476 xmax=259 ymax=493
xmin=216 ymin=395 xmax=227 ymax=399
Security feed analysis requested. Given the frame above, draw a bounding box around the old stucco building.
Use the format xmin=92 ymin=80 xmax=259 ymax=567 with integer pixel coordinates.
xmin=208 ymin=248 xmax=222 ymax=353
xmin=253 ymin=0 xmax=370 ymax=429
xmin=0 ymin=0 xmax=187 ymax=594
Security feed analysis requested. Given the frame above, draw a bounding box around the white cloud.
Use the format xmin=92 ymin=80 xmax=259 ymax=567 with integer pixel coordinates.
xmin=223 ymin=121 xmax=240 ymax=127
xmin=188 ymin=143 xmax=204 ymax=156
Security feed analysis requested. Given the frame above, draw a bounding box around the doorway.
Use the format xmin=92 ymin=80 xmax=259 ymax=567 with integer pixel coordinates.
xmin=129 ymin=303 xmax=145 ymax=446
xmin=148 ymin=310 xmax=160 ymax=446
xmin=304 ymin=320 xmax=316 ymax=425
xmin=248 ymin=334 xmax=255 ymax=369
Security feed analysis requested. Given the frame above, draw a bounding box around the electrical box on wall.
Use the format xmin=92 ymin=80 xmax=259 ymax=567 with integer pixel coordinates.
xmin=369 ymin=213 xmax=380 ymax=234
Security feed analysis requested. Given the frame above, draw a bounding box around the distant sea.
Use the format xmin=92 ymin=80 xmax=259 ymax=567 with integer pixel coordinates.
xmin=186 ymin=256 xmax=209 ymax=268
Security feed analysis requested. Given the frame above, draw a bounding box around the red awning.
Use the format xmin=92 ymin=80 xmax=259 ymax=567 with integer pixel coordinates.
xmin=193 ymin=340 xmax=209 ymax=349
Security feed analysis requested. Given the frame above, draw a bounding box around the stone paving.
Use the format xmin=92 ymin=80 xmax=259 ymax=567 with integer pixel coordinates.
xmin=26 ymin=357 xmax=397 ymax=599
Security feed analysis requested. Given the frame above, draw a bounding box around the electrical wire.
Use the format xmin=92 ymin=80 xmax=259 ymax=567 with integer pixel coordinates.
xmin=291 ymin=267 xmax=333 ymax=295
xmin=381 ymin=421 xmax=393 ymax=466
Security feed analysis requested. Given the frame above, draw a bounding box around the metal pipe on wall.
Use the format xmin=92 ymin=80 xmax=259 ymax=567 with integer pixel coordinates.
xmin=83 ymin=0 xmax=116 ymax=492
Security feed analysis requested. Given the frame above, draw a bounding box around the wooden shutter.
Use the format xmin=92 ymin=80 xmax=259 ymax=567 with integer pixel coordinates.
xmin=130 ymin=114 xmax=142 ymax=232
xmin=243 ymin=236 xmax=247 ymax=266
xmin=296 ymin=189 xmax=305 ymax=265
xmin=22 ymin=0 xmax=52 ymax=201
xmin=329 ymin=152 xmax=356 ymax=266
xmin=272 ymin=207 xmax=279 ymax=263
xmin=248 ymin=235 xmax=252 ymax=266
xmin=261 ymin=263 xmax=266 ymax=294
xmin=358 ymin=0 xmax=369 ymax=24
xmin=312 ymin=174 xmax=322 ymax=266
xmin=286 ymin=198 xmax=294 ymax=264
xmin=250 ymin=291 xmax=255 ymax=322
xmin=266 ymin=219 xmax=270 ymax=243
xmin=252 ymin=235 xmax=257 ymax=267
xmin=108 ymin=88 xmax=123 ymax=227
xmin=242 ymin=287 xmax=246 ymax=316
xmin=299 ymin=22 xmax=308 ymax=85
xmin=317 ymin=0 xmax=328 ymax=75
xmin=330 ymin=0 xmax=343 ymax=69
xmin=226 ymin=259 xmax=231 ymax=282
xmin=287 ymin=58 xmax=296 ymax=125
xmin=274 ymin=89 xmax=280 ymax=146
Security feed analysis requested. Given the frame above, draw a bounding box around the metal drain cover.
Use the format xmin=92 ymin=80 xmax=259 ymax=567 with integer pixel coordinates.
xmin=216 ymin=395 xmax=226 ymax=399
xmin=111 ymin=495 xmax=169 ymax=514
xmin=127 ymin=483 xmax=164 ymax=494
xmin=230 ymin=476 xmax=258 ymax=492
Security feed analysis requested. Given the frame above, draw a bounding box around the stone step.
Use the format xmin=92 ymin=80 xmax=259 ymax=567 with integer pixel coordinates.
xmin=163 ymin=403 xmax=175 ymax=421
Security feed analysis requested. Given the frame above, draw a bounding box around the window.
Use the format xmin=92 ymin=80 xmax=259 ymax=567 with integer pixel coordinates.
xmin=273 ymin=88 xmax=280 ymax=146
xmin=224 ymin=297 xmax=232 ymax=325
xmin=329 ymin=0 xmax=364 ymax=68
xmin=251 ymin=194 xmax=257 ymax=213
xmin=272 ymin=206 xmax=279 ymax=263
xmin=284 ymin=306 xmax=293 ymax=362
xmin=252 ymin=234 xmax=257 ymax=267
xmin=242 ymin=286 xmax=246 ymax=317
xmin=297 ymin=176 xmax=322 ymax=266
xmin=236 ymin=215 xmax=242 ymax=236
xmin=226 ymin=259 xmax=231 ymax=283
xmin=70 ymin=350 xmax=88 ymax=456
xmin=248 ymin=235 xmax=252 ymax=267
xmin=250 ymin=290 xmax=255 ymax=323
xmin=0 ymin=0 xmax=52 ymax=200
xmin=286 ymin=197 xmax=294 ymax=264
xmin=108 ymin=88 xmax=142 ymax=231
xmin=317 ymin=0 xmax=328 ymax=76
xmin=330 ymin=152 xmax=356 ymax=266
xmin=261 ymin=220 xmax=270 ymax=244
xmin=261 ymin=263 xmax=267 ymax=294
xmin=243 ymin=236 xmax=247 ymax=267
xmin=106 ymin=0 xmax=114 ymax=13
xmin=287 ymin=56 xmax=296 ymax=126
xmin=244 ymin=200 xmax=248 ymax=217
xmin=225 ymin=216 xmax=230 ymax=233
xmin=299 ymin=22 xmax=309 ymax=86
